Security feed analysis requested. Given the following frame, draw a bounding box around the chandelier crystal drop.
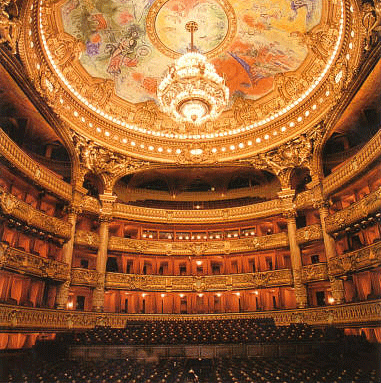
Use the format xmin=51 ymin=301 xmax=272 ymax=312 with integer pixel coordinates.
xmin=157 ymin=22 xmax=229 ymax=125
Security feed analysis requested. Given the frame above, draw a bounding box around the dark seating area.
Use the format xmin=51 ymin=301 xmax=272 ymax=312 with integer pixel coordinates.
xmin=5 ymin=355 xmax=379 ymax=383
xmin=60 ymin=319 xmax=333 ymax=346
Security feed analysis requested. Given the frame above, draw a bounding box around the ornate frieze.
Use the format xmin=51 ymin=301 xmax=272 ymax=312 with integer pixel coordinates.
xmin=325 ymin=186 xmax=381 ymax=233
xmin=80 ymin=196 xmax=101 ymax=215
xmin=74 ymin=230 xmax=100 ymax=249
xmin=296 ymin=224 xmax=323 ymax=245
xmin=113 ymin=199 xmax=282 ymax=224
xmin=0 ymin=129 xmax=72 ymax=200
xmin=105 ymin=270 xmax=293 ymax=292
xmin=71 ymin=268 xmax=102 ymax=287
xmin=0 ymin=243 xmax=69 ymax=281
xmin=0 ymin=187 xmax=71 ymax=240
xmin=0 ymin=300 xmax=379 ymax=329
xmin=329 ymin=240 xmax=381 ymax=276
xmin=323 ymin=130 xmax=381 ymax=197
xmin=302 ymin=263 xmax=329 ymax=282
xmin=108 ymin=232 xmax=288 ymax=256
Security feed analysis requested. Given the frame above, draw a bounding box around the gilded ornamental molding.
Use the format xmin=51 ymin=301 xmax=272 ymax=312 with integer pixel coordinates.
xmin=329 ymin=240 xmax=381 ymax=276
xmin=1 ymin=126 xmax=380 ymax=222
xmin=71 ymin=268 xmax=102 ymax=287
xmin=0 ymin=129 xmax=72 ymax=200
xmin=108 ymin=232 xmax=288 ymax=256
xmin=0 ymin=300 xmax=379 ymax=329
xmin=77 ymin=226 xmax=322 ymax=255
xmin=302 ymin=263 xmax=329 ymax=282
xmin=0 ymin=243 xmax=69 ymax=281
xmin=75 ymin=230 xmax=100 ymax=249
xmin=72 ymin=132 xmax=152 ymax=192
xmin=325 ymin=186 xmax=381 ymax=233
xmin=113 ymin=199 xmax=283 ymax=224
xmin=0 ymin=187 xmax=71 ymax=240
xmin=322 ymin=129 xmax=381 ymax=197
xmin=17 ymin=0 xmax=363 ymax=163
xmin=296 ymin=224 xmax=323 ymax=245
xmin=104 ymin=269 xmax=293 ymax=292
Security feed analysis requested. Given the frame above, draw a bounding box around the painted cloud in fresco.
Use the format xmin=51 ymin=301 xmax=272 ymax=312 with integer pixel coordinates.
xmin=61 ymin=0 xmax=322 ymax=104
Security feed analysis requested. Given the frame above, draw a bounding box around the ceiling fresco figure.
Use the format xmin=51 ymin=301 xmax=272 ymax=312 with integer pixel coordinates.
xmin=61 ymin=0 xmax=322 ymax=104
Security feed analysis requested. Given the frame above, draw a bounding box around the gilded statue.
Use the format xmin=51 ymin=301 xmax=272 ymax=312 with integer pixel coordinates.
xmin=0 ymin=0 xmax=19 ymax=54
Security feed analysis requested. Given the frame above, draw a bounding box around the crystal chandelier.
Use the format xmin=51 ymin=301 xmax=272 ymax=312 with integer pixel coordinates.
xmin=157 ymin=21 xmax=229 ymax=125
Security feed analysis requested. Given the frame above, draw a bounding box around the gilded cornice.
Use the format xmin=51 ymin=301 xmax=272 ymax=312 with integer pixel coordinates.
xmin=0 ymin=300 xmax=379 ymax=329
xmin=0 ymin=129 xmax=72 ymax=201
xmin=107 ymin=232 xmax=288 ymax=256
xmin=0 ymin=187 xmax=71 ymax=240
xmin=0 ymin=243 xmax=69 ymax=281
xmin=329 ymin=240 xmax=381 ymax=276
xmin=302 ymin=263 xmax=328 ymax=282
xmin=113 ymin=199 xmax=282 ymax=224
xmin=17 ymin=0 xmax=364 ymax=164
xmin=104 ymin=269 xmax=293 ymax=292
xmin=325 ymin=186 xmax=381 ymax=233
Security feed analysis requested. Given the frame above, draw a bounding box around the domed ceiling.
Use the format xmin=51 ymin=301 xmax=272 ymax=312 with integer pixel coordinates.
xmin=20 ymin=0 xmax=362 ymax=163
xmin=60 ymin=0 xmax=320 ymax=104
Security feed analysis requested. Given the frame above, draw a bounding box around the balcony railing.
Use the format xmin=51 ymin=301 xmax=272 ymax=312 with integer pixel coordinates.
xmin=71 ymin=268 xmax=102 ymax=287
xmin=323 ymin=129 xmax=381 ymax=197
xmin=113 ymin=199 xmax=282 ymax=224
xmin=0 ymin=300 xmax=379 ymax=330
xmin=325 ymin=186 xmax=381 ymax=233
xmin=0 ymin=243 xmax=69 ymax=281
xmin=329 ymin=240 xmax=381 ymax=276
xmin=107 ymin=232 xmax=289 ymax=255
xmin=0 ymin=188 xmax=71 ymax=240
xmin=76 ymin=226 xmax=321 ymax=256
xmin=302 ymin=263 xmax=328 ymax=282
xmin=0 ymin=129 xmax=71 ymax=200
xmin=104 ymin=269 xmax=293 ymax=291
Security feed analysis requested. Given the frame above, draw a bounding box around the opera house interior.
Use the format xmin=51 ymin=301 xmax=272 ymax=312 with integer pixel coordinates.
xmin=0 ymin=0 xmax=380 ymax=381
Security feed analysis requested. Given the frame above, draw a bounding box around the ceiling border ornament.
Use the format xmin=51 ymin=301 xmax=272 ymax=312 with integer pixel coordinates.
xmin=17 ymin=0 xmax=365 ymax=163
xmin=242 ymin=124 xmax=324 ymax=188
xmin=71 ymin=131 xmax=152 ymax=192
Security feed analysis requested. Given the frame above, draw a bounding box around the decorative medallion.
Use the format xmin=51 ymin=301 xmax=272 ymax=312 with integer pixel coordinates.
xmin=146 ymin=0 xmax=236 ymax=59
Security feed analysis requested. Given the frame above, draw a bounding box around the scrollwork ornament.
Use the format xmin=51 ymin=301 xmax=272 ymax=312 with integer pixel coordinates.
xmin=0 ymin=0 xmax=20 ymax=54
xmin=363 ymin=0 xmax=381 ymax=51
xmin=71 ymin=132 xmax=151 ymax=190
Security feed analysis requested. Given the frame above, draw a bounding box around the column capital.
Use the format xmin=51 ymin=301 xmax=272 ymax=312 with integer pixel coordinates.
xmin=278 ymin=189 xmax=297 ymax=219
xmin=99 ymin=192 xmax=117 ymax=219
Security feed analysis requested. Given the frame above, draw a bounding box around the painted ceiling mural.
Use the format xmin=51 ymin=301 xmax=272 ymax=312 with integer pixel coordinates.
xmin=61 ymin=0 xmax=322 ymax=105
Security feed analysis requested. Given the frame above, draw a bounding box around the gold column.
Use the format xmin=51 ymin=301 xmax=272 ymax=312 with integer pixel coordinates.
xmin=318 ymin=202 xmax=345 ymax=304
xmin=279 ymin=189 xmax=308 ymax=308
xmin=92 ymin=193 xmax=116 ymax=312
xmin=55 ymin=207 xmax=79 ymax=309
